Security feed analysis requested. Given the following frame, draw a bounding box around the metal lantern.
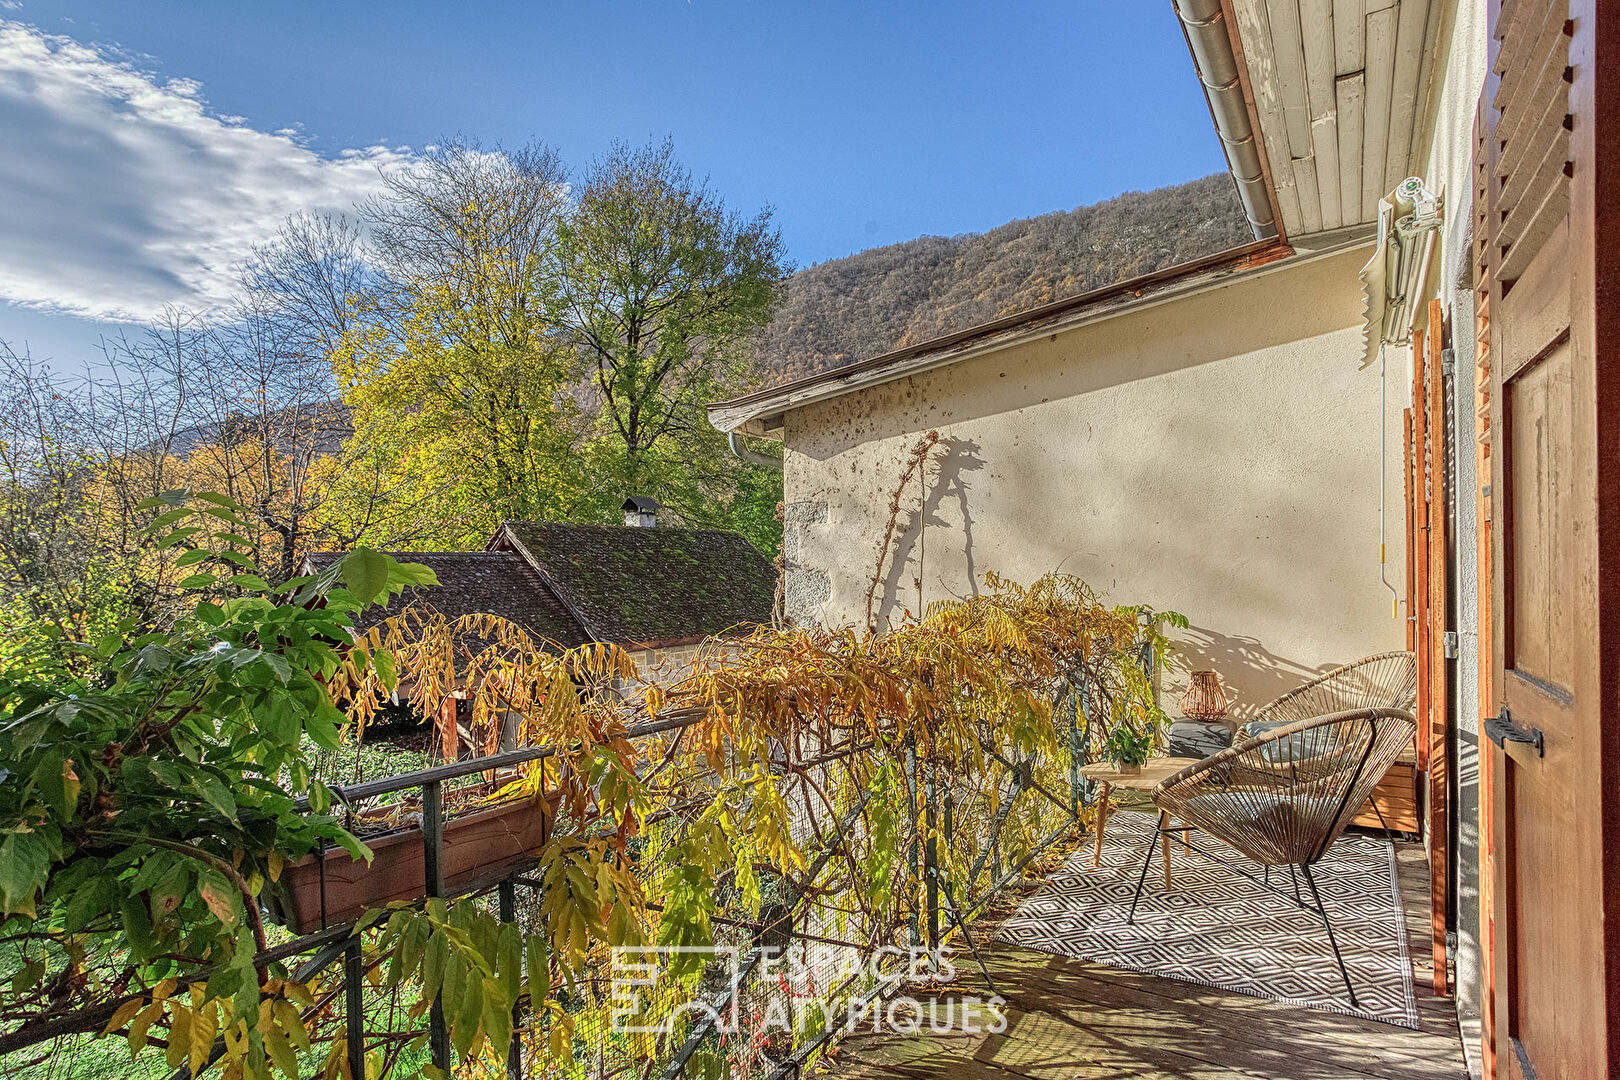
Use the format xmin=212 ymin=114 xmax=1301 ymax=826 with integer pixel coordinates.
xmin=1180 ymin=670 xmax=1228 ymax=721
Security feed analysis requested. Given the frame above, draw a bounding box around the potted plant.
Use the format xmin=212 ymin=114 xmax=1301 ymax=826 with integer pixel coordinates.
xmin=1103 ymin=724 xmax=1155 ymax=775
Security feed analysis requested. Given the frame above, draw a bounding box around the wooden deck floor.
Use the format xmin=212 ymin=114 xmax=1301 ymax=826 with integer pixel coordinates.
xmin=817 ymin=844 xmax=1469 ymax=1080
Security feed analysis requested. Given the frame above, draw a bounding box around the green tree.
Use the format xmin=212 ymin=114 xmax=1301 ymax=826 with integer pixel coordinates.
xmin=553 ymin=138 xmax=787 ymax=540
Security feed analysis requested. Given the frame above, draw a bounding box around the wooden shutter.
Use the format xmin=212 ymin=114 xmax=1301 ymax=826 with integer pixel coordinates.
xmin=1479 ymin=1 xmax=1599 ymax=1076
xmin=1424 ymin=301 xmax=1450 ymax=998
xmin=1489 ymin=0 xmax=1572 ymax=283
xmin=1407 ymin=304 xmax=1451 ymax=998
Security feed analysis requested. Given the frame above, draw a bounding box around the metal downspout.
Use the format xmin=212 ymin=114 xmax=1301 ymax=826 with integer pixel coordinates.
xmin=729 ymin=430 xmax=783 ymax=471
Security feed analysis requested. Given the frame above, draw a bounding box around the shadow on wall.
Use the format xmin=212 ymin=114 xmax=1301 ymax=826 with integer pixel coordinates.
xmin=1173 ymin=622 xmax=1334 ymax=718
xmin=876 ymin=436 xmax=985 ymax=624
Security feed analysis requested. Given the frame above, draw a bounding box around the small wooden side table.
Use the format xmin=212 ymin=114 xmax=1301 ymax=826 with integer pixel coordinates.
xmin=1081 ymin=757 xmax=1201 ymax=887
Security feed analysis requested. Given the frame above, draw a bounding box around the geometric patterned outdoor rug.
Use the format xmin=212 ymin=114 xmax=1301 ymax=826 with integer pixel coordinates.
xmin=995 ymin=810 xmax=1419 ymax=1029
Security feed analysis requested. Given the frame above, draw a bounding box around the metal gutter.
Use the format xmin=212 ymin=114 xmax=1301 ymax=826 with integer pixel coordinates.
xmin=1174 ymin=0 xmax=1279 ymax=241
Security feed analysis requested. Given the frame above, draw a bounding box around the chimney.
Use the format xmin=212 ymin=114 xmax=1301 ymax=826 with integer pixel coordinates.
xmin=622 ymin=496 xmax=658 ymax=528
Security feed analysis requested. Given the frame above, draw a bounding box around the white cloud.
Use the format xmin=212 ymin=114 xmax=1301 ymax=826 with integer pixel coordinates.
xmin=0 ymin=21 xmax=414 ymax=322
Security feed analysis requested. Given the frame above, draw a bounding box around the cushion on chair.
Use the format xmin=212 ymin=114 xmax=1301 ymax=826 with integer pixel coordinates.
xmin=1239 ymin=720 xmax=1341 ymax=764
xmin=1169 ymin=720 xmax=1234 ymax=760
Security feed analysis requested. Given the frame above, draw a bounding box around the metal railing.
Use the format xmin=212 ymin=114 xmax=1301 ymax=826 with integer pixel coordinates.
xmin=651 ymin=656 xmax=1145 ymax=1080
xmin=285 ymin=710 xmax=707 ymax=1078
xmin=12 ymin=640 xmax=1152 ymax=1080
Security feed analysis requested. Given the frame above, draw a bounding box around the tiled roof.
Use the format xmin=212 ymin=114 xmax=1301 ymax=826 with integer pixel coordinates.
xmin=304 ymin=550 xmax=589 ymax=648
xmin=495 ymin=522 xmax=776 ymax=647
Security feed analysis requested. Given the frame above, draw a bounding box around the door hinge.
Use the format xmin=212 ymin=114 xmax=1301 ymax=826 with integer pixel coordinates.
xmin=1443 ymin=631 xmax=1459 ymax=659
xmin=1484 ymin=706 xmax=1544 ymax=757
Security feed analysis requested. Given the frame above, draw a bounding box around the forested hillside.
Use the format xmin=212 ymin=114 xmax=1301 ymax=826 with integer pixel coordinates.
xmin=750 ymin=172 xmax=1251 ymax=385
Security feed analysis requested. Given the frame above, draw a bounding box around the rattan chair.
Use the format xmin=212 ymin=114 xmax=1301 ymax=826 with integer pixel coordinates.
xmin=1236 ymin=651 xmax=1417 ymax=838
xmin=1124 ymin=707 xmax=1417 ymax=1007
xmin=1241 ymin=651 xmax=1417 ymax=733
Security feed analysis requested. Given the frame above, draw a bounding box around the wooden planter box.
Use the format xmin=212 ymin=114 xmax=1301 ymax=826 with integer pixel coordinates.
xmin=274 ymin=794 xmax=555 ymax=934
xmin=1353 ymin=753 xmax=1420 ymax=834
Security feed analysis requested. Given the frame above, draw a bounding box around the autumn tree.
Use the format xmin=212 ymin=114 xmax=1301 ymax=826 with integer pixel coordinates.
xmin=327 ymin=138 xmax=787 ymax=550
xmin=331 ymin=141 xmax=587 ymax=546
xmin=0 ymin=240 xmax=404 ymax=658
xmin=0 ymin=343 xmax=137 ymax=660
xmin=333 ymin=270 xmax=586 ymax=547
xmin=241 ymin=211 xmax=374 ymax=361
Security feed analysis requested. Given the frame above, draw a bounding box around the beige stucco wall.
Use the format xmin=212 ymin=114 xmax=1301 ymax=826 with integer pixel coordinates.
xmin=622 ymin=639 xmax=745 ymax=689
xmin=779 ymin=245 xmax=1407 ymax=717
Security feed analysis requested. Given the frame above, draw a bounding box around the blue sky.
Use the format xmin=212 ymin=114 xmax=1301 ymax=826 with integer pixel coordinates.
xmin=0 ymin=1 xmax=1229 ymax=369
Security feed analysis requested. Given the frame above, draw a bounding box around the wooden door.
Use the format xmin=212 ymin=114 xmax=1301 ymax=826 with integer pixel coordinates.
xmin=1480 ymin=1 xmax=1620 ymax=1077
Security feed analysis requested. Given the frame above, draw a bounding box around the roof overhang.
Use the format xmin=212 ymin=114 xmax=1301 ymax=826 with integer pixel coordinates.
xmin=709 ymin=229 xmax=1373 ymax=436
xmin=1205 ymin=0 xmax=1447 ymax=242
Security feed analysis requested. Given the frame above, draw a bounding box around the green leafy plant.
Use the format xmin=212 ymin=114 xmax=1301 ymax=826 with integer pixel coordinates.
xmin=0 ymin=491 xmax=662 ymax=1079
xmin=1103 ymin=723 xmax=1156 ymax=769
xmin=0 ymin=491 xmax=436 ymax=1078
